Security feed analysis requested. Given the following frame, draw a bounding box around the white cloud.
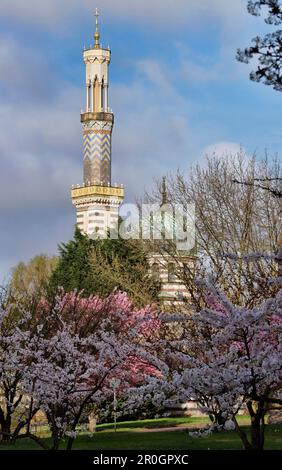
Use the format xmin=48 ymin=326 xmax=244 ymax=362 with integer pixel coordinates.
xmin=0 ymin=75 xmax=80 ymax=278
xmin=0 ymin=36 xmax=83 ymax=214
xmin=202 ymin=141 xmax=245 ymax=159
xmin=181 ymin=59 xmax=221 ymax=84
xmin=0 ymin=36 xmax=59 ymax=102
xmin=136 ymin=60 xmax=172 ymax=93
xmin=110 ymin=73 xmax=225 ymax=200
xmin=0 ymin=93 xmax=83 ymax=209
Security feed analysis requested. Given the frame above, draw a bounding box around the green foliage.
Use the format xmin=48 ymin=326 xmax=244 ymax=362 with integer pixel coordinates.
xmin=48 ymin=226 xmax=94 ymax=297
xmin=10 ymin=254 xmax=58 ymax=298
xmin=48 ymin=227 xmax=161 ymax=305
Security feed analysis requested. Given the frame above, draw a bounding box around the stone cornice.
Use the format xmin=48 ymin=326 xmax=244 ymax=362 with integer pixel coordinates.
xmin=81 ymin=112 xmax=114 ymax=123
xmin=71 ymin=184 xmax=124 ymax=200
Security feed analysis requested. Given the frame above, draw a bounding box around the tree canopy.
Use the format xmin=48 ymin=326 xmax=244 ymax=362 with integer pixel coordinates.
xmin=146 ymin=154 xmax=281 ymax=308
xmin=10 ymin=254 xmax=58 ymax=298
xmin=237 ymin=0 xmax=282 ymax=91
xmin=49 ymin=227 xmax=161 ymax=306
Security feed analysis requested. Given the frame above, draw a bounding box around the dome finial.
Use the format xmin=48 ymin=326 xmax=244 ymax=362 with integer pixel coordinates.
xmin=94 ymin=8 xmax=100 ymax=48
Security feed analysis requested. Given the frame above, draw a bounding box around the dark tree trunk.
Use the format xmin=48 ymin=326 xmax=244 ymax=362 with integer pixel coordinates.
xmin=0 ymin=415 xmax=12 ymax=444
xmin=51 ymin=436 xmax=60 ymax=451
xmin=250 ymin=414 xmax=265 ymax=450
xmin=233 ymin=416 xmax=252 ymax=450
xmin=247 ymin=401 xmax=266 ymax=450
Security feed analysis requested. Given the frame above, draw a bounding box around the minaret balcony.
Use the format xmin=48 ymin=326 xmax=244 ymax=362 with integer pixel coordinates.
xmin=84 ymin=45 xmax=110 ymax=53
xmin=71 ymin=183 xmax=124 ymax=201
xmin=81 ymin=111 xmax=114 ymax=123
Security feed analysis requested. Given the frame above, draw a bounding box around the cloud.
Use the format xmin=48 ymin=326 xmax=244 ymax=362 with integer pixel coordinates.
xmin=136 ymin=60 xmax=173 ymax=93
xmin=0 ymin=36 xmax=84 ymax=209
xmin=0 ymin=34 xmax=83 ymax=280
xmin=0 ymin=0 xmax=248 ymax=32
xmin=0 ymin=207 xmax=74 ymax=283
xmin=180 ymin=59 xmax=221 ymax=84
xmin=0 ymin=93 xmax=83 ymax=212
xmin=111 ymin=80 xmax=193 ymax=197
xmin=202 ymin=141 xmax=245 ymax=159
xmin=0 ymin=36 xmax=59 ymax=102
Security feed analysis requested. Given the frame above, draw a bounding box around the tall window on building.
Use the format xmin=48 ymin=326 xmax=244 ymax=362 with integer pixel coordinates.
xmin=151 ymin=262 xmax=160 ymax=281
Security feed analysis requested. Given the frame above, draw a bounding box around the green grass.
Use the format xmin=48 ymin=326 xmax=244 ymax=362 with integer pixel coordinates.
xmin=97 ymin=416 xmax=203 ymax=431
xmin=0 ymin=418 xmax=280 ymax=451
xmin=75 ymin=425 xmax=282 ymax=450
xmin=96 ymin=415 xmax=250 ymax=431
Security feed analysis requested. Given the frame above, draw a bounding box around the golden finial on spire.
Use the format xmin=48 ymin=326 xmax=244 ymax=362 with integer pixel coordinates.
xmin=94 ymin=8 xmax=100 ymax=49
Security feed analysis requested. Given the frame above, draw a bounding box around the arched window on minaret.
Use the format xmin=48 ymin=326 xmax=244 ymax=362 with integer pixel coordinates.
xmin=94 ymin=76 xmax=99 ymax=112
xmin=104 ymin=82 xmax=108 ymax=112
xmin=90 ymin=78 xmax=94 ymax=112
xmin=91 ymin=79 xmax=95 ymax=112
xmin=86 ymin=80 xmax=91 ymax=112
xmin=101 ymin=77 xmax=105 ymax=111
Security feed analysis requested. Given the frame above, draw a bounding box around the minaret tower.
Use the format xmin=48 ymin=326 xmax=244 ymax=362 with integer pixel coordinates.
xmin=71 ymin=9 xmax=124 ymax=237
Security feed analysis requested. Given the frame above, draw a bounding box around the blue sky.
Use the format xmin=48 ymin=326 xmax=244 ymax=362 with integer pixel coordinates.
xmin=0 ymin=0 xmax=282 ymax=282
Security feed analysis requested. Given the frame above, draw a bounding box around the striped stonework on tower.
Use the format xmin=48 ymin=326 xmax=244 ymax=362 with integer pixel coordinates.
xmin=83 ymin=130 xmax=112 ymax=185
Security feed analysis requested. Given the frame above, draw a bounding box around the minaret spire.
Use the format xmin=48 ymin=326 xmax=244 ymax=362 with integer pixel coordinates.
xmin=94 ymin=8 xmax=100 ymax=48
xmin=71 ymin=12 xmax=124 ymax=238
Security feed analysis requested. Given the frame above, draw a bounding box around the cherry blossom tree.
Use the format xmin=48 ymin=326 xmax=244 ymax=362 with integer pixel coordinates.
xmin=0 ymin=318 xmax=27 ymax=441
xmin=0 ymin=290 xmax=162 ymax=450
xmin=126 ymin=279 xmax=282 ymax=450
xmin=0 ymin=295 xmax=41 ymax=443
xmin=176 ymin=281 xmax=281 ymax=449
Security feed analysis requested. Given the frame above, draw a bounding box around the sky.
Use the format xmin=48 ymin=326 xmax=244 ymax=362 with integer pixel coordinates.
xmin=0 ymin=0 xmax=282 ymax=282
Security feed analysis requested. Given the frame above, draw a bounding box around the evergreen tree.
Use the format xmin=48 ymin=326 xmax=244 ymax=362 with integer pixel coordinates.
xmin=49 ymin=227 xmax=161 ymax=306
xmin=49 ymin=226 xmax=95 ymax=297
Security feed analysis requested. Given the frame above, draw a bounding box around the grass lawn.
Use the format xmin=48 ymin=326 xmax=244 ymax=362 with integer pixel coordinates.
xmin=0 ymin=417 xmax=281 ymax=451
xmin=96 ymin=415 xmax=250 ymax=431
